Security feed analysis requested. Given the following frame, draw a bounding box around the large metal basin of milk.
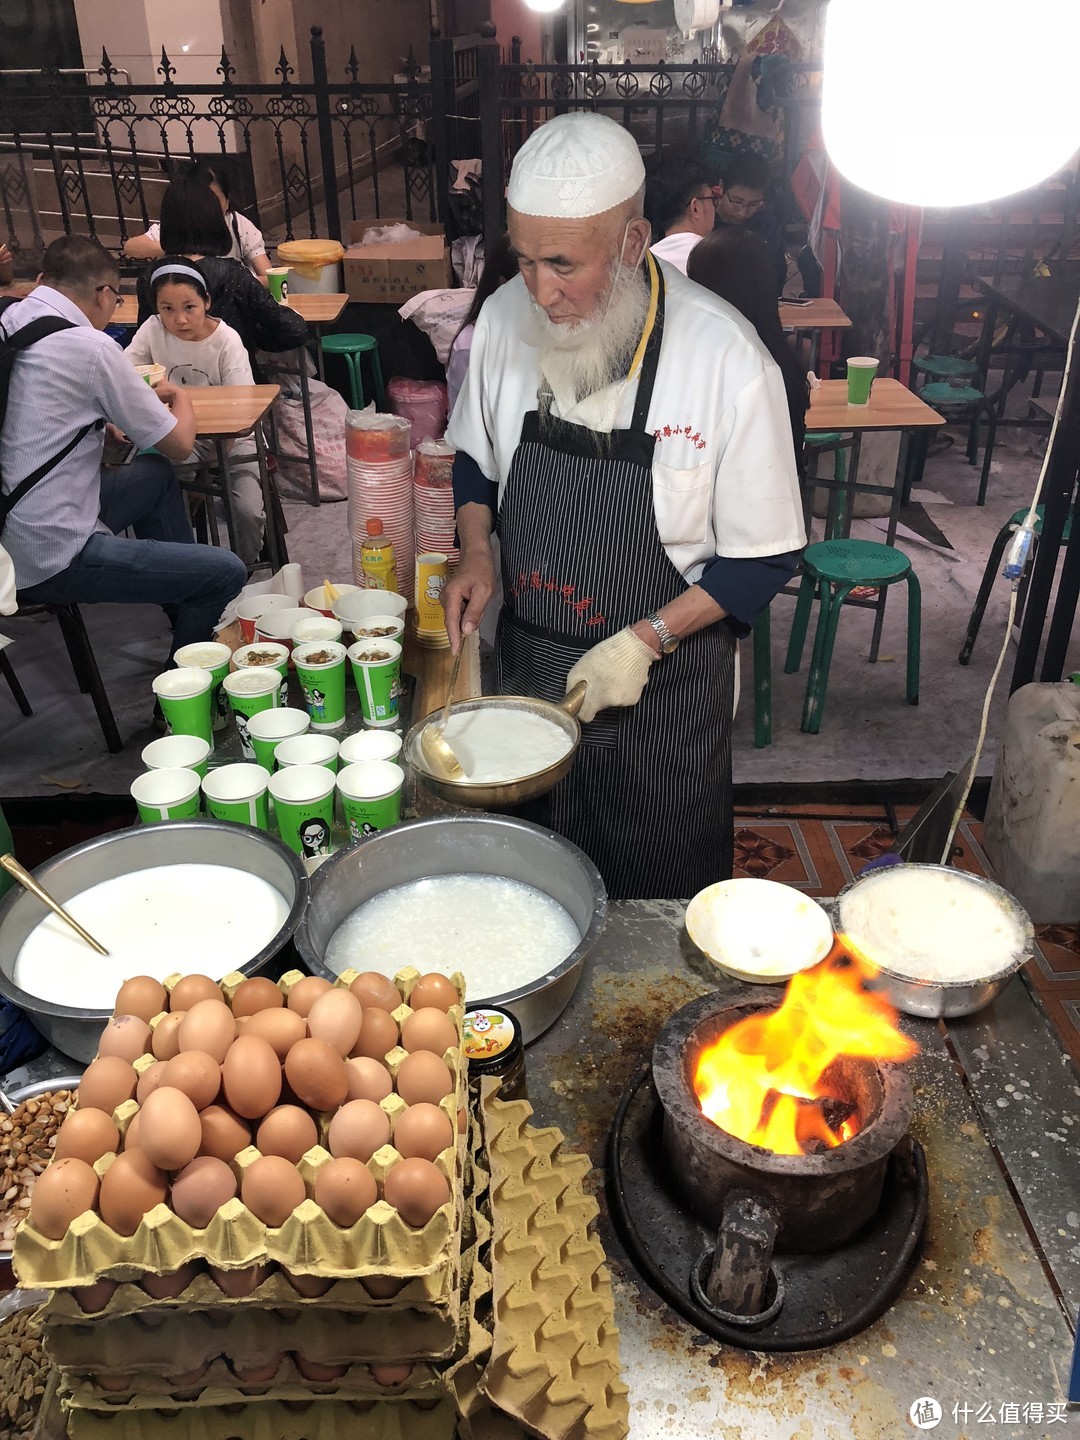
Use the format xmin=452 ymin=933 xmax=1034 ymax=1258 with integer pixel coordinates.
xmin=295 ymin=814 xmax=607 ymax=1044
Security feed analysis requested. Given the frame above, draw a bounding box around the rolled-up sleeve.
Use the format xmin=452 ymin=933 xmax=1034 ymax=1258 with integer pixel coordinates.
xmin=452 ymin=450 xmax=497 ymax=515
xmin=697 ymin=549 xmax=801 ymax=636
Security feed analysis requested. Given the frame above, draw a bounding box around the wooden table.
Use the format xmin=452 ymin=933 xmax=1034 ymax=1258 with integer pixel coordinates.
xmin=185 ymin=384 xmax=283 ymax=572
xmin=806 ymin=377 xmax=944 ymax=434
xmin=780 ymin=298 xmax=851 ymax=372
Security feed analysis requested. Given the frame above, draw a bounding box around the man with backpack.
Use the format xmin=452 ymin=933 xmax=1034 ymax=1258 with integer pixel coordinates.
xmin=0 ymin=235 xmax=245 ymax=660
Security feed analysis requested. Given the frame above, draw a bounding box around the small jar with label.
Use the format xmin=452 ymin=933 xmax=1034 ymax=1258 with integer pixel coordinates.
xmin=462 ymin=1005 xmax=527 ymax=1101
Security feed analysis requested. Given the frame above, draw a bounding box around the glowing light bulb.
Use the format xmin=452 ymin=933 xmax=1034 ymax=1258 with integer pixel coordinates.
xmin=523 ymin=0 xmax=567 ymax=12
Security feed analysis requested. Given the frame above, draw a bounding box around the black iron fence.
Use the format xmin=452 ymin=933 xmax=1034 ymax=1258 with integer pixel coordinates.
xmin=0 ymin=25 xmax=819 ymax=272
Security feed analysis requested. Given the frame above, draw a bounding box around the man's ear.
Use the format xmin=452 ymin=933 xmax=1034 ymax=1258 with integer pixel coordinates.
xmin=623 ymin=217 xmax=653 ymax=269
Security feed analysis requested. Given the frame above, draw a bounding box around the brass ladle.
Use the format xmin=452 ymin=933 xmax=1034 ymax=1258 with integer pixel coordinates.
xmin=420 ymin=644 xmax=466 ymax=780
xmin=0 ymin=854 xmax=110 ymax=956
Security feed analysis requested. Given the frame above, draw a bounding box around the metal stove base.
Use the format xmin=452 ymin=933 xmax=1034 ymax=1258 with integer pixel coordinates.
xmin=608 ymin=1067 xmax=929 ymax=1352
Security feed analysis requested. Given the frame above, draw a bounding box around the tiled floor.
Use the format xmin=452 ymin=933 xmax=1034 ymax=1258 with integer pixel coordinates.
xmin=732 ymin=803 xmax=1080 ymax=1070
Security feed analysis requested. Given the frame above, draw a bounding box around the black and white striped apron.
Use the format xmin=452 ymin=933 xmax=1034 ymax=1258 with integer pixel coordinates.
xmin=495 ymin=266 xmax=735 ymax=899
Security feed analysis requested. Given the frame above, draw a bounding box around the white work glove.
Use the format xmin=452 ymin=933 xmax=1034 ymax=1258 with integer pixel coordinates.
xmin=566 ymin=628 xmax=657 ymax=724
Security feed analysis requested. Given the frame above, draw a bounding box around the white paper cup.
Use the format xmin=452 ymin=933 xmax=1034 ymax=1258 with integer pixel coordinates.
xmin=332 ymin=590 xmax=409 ymax=630
xmin=291 ymin=614 xmax=344 ymax=647
xmin=140 ymin=734 xmax=212 ymax=779
xmin=201 ymin=763 xmax=272 ymax=830
xmin=349 ymin=614 xmax=406 ymax=646
xmin=235 ymin=592 xmax=295 ymax=644
xmin=232 ymin=641 xmax=290 ymax=707
xmin=247 ymin=707 xmax=311 ymax=771
xmin=254 ymin=607 xmax=312 ymax=647
xmin=338 ymin=730 xmax=403 ymax=765
xmin=304 ymin=583 xmax=360 ymax=618
xmin=131 ymin=767 xmax=202 ymax=822
xmin=274 ymin=733 xmax=341 ymax=771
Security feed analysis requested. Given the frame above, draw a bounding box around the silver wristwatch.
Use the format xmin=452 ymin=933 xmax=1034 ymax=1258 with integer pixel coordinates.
xmin=644 ymin=612 xmax=680 ymax=655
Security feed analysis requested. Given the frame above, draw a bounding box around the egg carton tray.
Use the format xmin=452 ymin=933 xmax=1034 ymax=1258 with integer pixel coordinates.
xmin=62 ymin=1396 xmax=461 ymax=1440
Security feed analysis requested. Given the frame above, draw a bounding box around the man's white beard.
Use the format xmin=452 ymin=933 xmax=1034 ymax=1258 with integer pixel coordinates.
xmin=525 ymin=260 xmax=651 ymax=411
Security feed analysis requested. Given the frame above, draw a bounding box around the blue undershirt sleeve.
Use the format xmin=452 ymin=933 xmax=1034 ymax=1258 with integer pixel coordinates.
xmin=452 ymin=450 xmax=497 ymax=515
xmin=697 ymin=550 xmax=802 ymax=637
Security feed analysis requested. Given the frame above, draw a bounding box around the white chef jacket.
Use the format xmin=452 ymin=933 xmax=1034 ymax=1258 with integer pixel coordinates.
xmin=444 ymin=261 xmax=805 ymax=586
xmin=649 ymin=231 xmax=704 ymax=276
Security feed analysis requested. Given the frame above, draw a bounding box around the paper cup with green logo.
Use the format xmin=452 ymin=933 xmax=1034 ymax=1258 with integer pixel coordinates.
xmin=174 ymin=641 xmax=233 ymax=733
xmin=267 ymin=267 xmax=290 ymax=303
xmin=233 ymin=642 xmax=290 ymax=707
xmin=291 ymin=614 xmax=344 ymax=648
xmin=350 ymin=614 xmax=406 ymax=648
xmin=337 ymin=760 xmax=404 ymax=843
xmin=246 ymin=707 xmax=310 ymax=772
xmin=140 ymin=734 xmax=212 ymax=780
xmin=347 ymin=638 xmax=402 ymax=728
xmin=275 ymin=733 xmax=340 ymax=771
xmin=846 ymin=356 xmax=879 ymax=406
xmin=223 ymin=667 xmax=280 ymax=760
xmin=269 ymin=764 xmax=336 ymax=858
xmin=339 ymin=729 xmax=403 ymax=765
xmin=152 ymin=666 xmax=214 ymax=749
xmin=293 ymin=640 xmax=348 ymax=732
xmin=201 ymin=763 xmax=272 ymax=830
xmin=131 ymin=767 xmax=202 ymax=823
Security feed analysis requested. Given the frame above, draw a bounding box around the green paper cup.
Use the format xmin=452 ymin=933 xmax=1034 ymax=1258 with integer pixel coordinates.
xmin=267 ymin=266 xmax=290 ymax=303
xmin=293 ymin=640 xmax=348 ymax=732
xmin=347 ymin=638 xmax=403 ymax=728
xmin=201 ymin=763 xmax=272 ymax=830
xmin=337 ymin=760 xmax=404 ymax=842
xmin=140 ymin=734 xmax=212 ymax=780
xmin=269 ymin=764 xmax=336 ymax=859
xmin=350 ymin=614 xmax=406 ymax=647
xmin=233 ymin=642 xmax=290 ymax=707
xmin=246 ymin=707 xmax=311 ymax=772
xmin=846 ymin=356 xmax=879 ymax=406
xmin=131 ymin=767 xmax=202 ymax=823
xmin=274 ymin=733 xmax=340 ymax=771
xmin=292 ymin=614 xmax=344 ymax=648
xmin=223 ymin=667 xmax=280 ymax=760
xmin=152 ymin=666 xmax=214 ymax=749
xmin=338 ymin=729 xmax=403 ymax=765
xmin=174 ymin=641 xmax=233 ymax=734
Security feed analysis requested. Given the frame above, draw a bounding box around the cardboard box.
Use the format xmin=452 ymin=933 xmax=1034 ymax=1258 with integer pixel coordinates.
xmin=344 ymin=218 xmax=452 ymax=304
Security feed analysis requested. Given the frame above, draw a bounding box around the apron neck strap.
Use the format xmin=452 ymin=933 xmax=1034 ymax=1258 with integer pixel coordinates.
xmin=630 ymin=251 xmax=666 ymax=434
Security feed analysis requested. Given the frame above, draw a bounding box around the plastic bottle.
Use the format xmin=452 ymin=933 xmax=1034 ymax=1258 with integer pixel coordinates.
xmin=360 ymin=518 xmax=398 ymax=593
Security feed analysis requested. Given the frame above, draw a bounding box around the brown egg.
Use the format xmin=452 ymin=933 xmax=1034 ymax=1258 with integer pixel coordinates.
xmin=294 ymin=1355 xmax=347 ymax=1382
xmin=150 ymin=1011 xmax=186 ymax=1061
xmin=313 ymin=1157 xmax=377 ymax=1226
xmin=72 ymin=1279 xmax=118 ymax=1313
xmin=400 ymin=1008 xmax=457 ymax=1058
xmin=114 ymin=977 xmax=167 ymax=1023
xmin=395 ymin=1051 xmax=454 ymax=1107
xmin=135 ymin=1061 xmax=168 ymax=1105
xmin=383 ymin=1157 xmax=450 ymax=1227
xmin=230 ymin=977 xmax=285 ymax=1016
xmin=95 ymin=1373 xmax=132 ymax=1393
xmin=162 ymin=1051 xmax=221 ymax=1111
xmin=283 ymin=1270 xmax=334 ymax=1298
xmin=221 ymin=1035 xmax=282 ymax=1120
xmin=77 ymin=1056 xmax=138 ymax=1116
xmin=124 ymin=1112 xmax=142 ymax=1151
xmin=327 ymin=1099 xmax=390 ymax=1163
xmin=286 ymin=975 xmax=332 ymax=1017
xmin=241 ymin=1155 xmax=306 ymax=1227
xmin=178 ymin=999 xmax=236 ymax=1064
xmin=349 ymin=971 xmax=401 ymax=1012
xmin=233 ymin=1354 xmax=283 ymax=1384
xmin=54 ymin=1108 xmax=119 ymax=1166
xmin=372 ymin=1362 xmax=413 ymax=1387
xmin=392 ymin=1103 xmax=454 ymax=1163
xmin=306 ymin=988 xmax=363 ymax=1057
xmin=170 ymin=1156 xmax=238 ymax=1228
xmin=256 ymin=1106 xmax=318 ymax=1164
xmin=209 ymin=1262 xmax=272 ymax=1297
xmin=243 ymin=1007 xmax=306 ymax=1061
xmin=137 ymin=1087 xmax=202 ymax=1171
xmin=407 ymin=973 xmax=458 ymax=1013
xmin=98 ymin=1150 xmax=168 ymax=1236
xmin=169 ymin=974 xmax=222 ymax=1010
xmin=344 ymin=1056 xmax=394 ymax=1104
xmin=284 ymin=1038 xmax=348 ymax=1112
xmin=198 ymin=1104 xmax=252 ymax=1163
xmin=350 ymin=1007 xmax=399 ymax=1061
xmin=28 ymin=1157 xmax=100 ymax=1239
xmin=97 ymin=1015 xmax=152 ymax=1064
xmin=140 ymin=1261 xmax=199 ymax=1300
xmin=361 ymin=1274 xmax=405 ymax=1299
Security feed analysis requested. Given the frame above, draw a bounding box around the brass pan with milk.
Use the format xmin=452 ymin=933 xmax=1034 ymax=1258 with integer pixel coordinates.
xmin=406 ymin=682 xmax=586 ymax=808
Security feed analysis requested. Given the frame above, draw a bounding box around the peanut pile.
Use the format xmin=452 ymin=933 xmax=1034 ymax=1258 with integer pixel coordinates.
xmin=0 ymin=1305 xmax=47 ymax=1436
xmin=1 ymin=1091 xmax=72 ymax=1253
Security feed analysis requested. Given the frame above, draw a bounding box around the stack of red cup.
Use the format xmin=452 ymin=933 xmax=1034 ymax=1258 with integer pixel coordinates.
xmin=413 ymin=438 xmax=458 ymax=567
xmin=346 ymin=413 xmax=415 ymax=601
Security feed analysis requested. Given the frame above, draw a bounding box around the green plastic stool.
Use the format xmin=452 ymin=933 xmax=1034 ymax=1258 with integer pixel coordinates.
xmin=784 ymin=539 xmax=920 ymax=734
xmin=912 ymin=354 xmax=977 ymax=383
xmin=751 ymin=606 xmax=771 ymax=748
xmin=320 ymin=333 xmax=385 ymax=410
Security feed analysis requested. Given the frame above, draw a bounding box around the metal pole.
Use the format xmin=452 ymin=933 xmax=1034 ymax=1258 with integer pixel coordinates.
xmin=477 ymin=23 xmax=503 ymax=254
xmin=429 ymin=29 xmax=454 ymax=236
xmin=310 ymin=26 xmax=342 ymax=243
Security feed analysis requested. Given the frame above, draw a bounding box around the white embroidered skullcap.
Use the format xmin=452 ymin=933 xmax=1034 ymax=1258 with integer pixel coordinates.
xmin=507 ymin=112 xmax=645 ymax=220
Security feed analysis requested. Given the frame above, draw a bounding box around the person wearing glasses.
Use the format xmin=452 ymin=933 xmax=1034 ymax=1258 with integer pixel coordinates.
xmin=642 ymin=147 xmax=717 ymax=276
xmin=712 ymin=154 xmax=787 ymax=294
xmin=0 ymin=236 xmax=246 ymax=667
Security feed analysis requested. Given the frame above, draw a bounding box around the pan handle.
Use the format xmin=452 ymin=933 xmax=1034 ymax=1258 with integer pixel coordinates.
xmin=558 ymin=681 xmax=587 ymax=719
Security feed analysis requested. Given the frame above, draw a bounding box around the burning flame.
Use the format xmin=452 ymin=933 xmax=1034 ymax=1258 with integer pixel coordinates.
xmin=693 ymin=944 xmax=918 ymax=1156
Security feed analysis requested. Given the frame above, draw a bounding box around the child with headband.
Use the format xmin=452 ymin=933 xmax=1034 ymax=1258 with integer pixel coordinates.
xmin=128 ymin=256 xmax=265 ymax=564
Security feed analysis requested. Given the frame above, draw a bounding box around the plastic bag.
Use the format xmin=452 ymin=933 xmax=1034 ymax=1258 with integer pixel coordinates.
xmin=451 ymin=235 xmax=484 ymax=288
xmin=271 ymin=380 xmax=349 ymax=502
xmin=275 ymin=238 xmax=346 ymax=282
xmin=358 ymin=224 xmax=425 ymax=246
xmin=398 ymin=288 xmax=474 ymax=365
xmin=387 ymin=377 xmax=448 ymax=446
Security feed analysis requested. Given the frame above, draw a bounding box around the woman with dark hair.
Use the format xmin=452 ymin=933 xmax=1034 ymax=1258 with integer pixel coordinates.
xmin=687 ymin=226 xmax=809 ymax=468
xmin=446 ymin=231 xmax=519 ymax=414
xmin=124 ymin=161 xmax=272 ymax=280
xmin=135 ymin=178 xmax=306 ymax=356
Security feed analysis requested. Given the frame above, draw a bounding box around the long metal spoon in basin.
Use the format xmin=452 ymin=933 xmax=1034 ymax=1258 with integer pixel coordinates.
xmin=0 ymin=853 xmax=111 ymax=956
xmin=420 ymin=645 xmax=466 ymax=780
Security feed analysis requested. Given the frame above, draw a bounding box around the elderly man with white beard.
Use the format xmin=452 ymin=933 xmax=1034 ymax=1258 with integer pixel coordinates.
xmin=442 ymin=112 xmax=805 ymax=900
